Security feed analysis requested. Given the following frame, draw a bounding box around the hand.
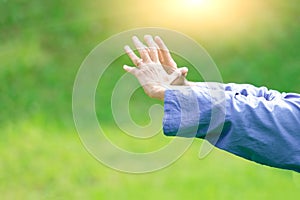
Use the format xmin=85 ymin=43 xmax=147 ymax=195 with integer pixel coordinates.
xmin=123 ymin=35 xmax=190 ymax=100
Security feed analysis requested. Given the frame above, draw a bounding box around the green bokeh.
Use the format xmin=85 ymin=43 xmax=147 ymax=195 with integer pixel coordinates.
xmin=0 ymin=0 xmax=299 ymax=199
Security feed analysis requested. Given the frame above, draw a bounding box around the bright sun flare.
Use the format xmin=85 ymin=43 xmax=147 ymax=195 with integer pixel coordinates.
xmin=153 ymin=0 xmax=264 ymax=34
xmin=187 ymin=0 xmax=207 ymax=6
xmin=174 ymin=0 xmax=215 ymax=13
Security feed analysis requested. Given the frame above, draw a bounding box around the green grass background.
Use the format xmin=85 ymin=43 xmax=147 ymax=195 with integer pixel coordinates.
xmin=1 ymin=0 xmax=300 ymax=199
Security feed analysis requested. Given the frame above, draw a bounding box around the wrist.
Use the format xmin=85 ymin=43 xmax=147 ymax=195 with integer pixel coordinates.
xmin=156 ymin=87 xmax=165 ymax=100
xmin=186 ymin=81 xmax=197 ymax=86
xmin=143 ymin=84 xmax=166 ymax=100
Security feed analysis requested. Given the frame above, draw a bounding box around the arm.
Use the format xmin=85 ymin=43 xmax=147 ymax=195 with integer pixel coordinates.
xmin=163 ymin=82 xmax=300 ymax=172
xmin=122 ymin=35 xmax=300 ymax=173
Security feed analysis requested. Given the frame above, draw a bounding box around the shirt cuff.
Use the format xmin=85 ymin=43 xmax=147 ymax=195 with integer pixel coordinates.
xmin=163 ymin=83 xmax=224 ymax=138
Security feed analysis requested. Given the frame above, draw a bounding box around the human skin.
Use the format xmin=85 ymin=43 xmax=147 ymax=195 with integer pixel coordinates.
xmin=123 ymin=35 xmax=300 ymax=173
xmin=123 ymin=35 xmax=192 ymax=100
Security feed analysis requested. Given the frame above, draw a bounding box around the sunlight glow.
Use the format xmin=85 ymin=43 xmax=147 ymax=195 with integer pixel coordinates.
xmin=167 ymin=0 xmax=222 ymax=18
xmin=186 ymin=0 xmax=207 ymax=6
xmin=157 ymin=0 xmax=265 ymax=35
xmin=182 ymin=0 xmax=215 ymax=13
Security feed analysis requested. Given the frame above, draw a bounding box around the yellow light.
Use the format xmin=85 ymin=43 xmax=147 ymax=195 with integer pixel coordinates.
xmin=163 ymin=0 xmax=258 ymax=23
xmin=131 ymin=0 xmax=266 ymax=37
xmin=186 ymin=0 xmax=206 ymax=6
xmin=167 ymin=0 xmax=216 ymax=16
xmin=184 ymin=0 xmax=215 ymax=15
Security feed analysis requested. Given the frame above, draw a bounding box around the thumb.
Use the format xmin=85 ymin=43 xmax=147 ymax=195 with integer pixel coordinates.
xmin=178 ymin=67 xmax=188 ymax=77
xmin=123 ymin=65 xmax=137 ymax=75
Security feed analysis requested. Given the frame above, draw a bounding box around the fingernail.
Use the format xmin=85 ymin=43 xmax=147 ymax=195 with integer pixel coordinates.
xmin=182 ymin=67 xmax=188 ymax=72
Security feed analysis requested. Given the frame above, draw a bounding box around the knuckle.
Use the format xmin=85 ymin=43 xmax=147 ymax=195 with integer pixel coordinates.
xmin=147 ymin=91 xmax=154 ymax=98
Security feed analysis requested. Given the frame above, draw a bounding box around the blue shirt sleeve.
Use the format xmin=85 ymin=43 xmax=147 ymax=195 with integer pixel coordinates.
xmin=163 ymin=82 xmax=300 ymax=172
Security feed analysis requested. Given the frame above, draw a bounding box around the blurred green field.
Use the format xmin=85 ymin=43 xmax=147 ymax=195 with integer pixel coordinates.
xmin=1 ymin=0 xmax=300 ymax=199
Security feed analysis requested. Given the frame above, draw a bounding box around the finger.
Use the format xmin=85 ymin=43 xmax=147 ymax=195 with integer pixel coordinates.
xmin=178 ymin=67 xmax=188 ymax=77
xmin=132 ymin=36 xmax=151 ymax=62
xmin=157 ymin=48 xmax=164 ymax=63
xmin=144 ymin=35 xmax=159 ymax=62
xmin=123 ymin=65 xmax=138 ymax=75
xmin=154 ymin=36 xmax=176 ymax=68
xmin=124 ymin=45 xmax=143 ymax=68
xmin=169 ymin=69 xmax=188 ymax=85
xmin=170 ymin=69 xmax=181 ymax=79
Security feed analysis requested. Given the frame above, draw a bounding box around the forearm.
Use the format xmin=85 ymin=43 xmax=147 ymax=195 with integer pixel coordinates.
xmin=163 ymin=82 xmax=300 ymax=172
